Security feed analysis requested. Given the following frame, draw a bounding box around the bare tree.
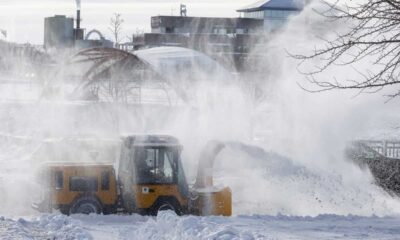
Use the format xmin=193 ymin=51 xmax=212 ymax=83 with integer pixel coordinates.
xmin=126 ymin=28 xmax=145 ymax=46
xmin=131 ymin=28 xmax=145 ymax=44
xmin=293 ymin=0 xmax=400 ymax=98
xmin=109 ymin=13 xmax=124 ymax=45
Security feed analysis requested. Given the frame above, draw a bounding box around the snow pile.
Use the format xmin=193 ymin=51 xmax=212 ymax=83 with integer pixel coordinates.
xmin=214 ymin=145 xmax=400 ymax=217
xmin=121 ymin=212 xmax=400 ymax=240
xmin=38 ymin=214 xmax=91 ymax=239
xmin=77 ymin=212 xmax=400 ymax=240
xmin=0 ymin=214 xmax=91 ymax=240
xmin=2 ymin=212 xmax=400 ymax=240
xmin=122 ymin=211 xmax=263 ymax=240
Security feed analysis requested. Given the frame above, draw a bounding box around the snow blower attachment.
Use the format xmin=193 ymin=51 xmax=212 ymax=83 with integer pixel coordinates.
xmin=33 ymin=135 xmax=232 ymax=216
xmin=190 ymin=141 xmax=232 ymax=216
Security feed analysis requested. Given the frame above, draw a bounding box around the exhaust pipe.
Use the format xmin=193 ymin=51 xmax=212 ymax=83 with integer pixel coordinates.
xmin=76 ymin=9 xmax=81 ymax=29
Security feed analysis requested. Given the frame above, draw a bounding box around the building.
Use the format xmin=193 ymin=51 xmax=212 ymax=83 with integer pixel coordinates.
xmin=237 ymin=0 xmax=305 ymax=32
xmin=137 ymin=16 xmax=264 ymax=71
xmin=150 ymin=16 xmax=262 ymax=35
xmin=44 ymin=9 xmax=112 ymax=50
xmin=44 ymin=15 xmax=75 ymax=49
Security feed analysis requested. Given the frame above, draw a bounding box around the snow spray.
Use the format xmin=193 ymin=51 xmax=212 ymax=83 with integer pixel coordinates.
xmin=1 ymin=0 xmax=400 ymax=218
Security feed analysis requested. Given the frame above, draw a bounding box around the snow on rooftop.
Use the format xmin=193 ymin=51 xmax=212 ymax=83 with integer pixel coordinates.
xmin=135 ymin=47 xmax=231 ymax=82
xmin=237 ymin=0 xmax=305 ymax=12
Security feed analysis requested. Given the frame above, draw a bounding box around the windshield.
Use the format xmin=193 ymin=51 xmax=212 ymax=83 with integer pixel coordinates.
xmin=134 ymin=147 xmax=179 ymax=184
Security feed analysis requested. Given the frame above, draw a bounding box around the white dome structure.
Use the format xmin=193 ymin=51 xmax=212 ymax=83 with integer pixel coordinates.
xmin=63 ymin=47 xmax=232 ymax=104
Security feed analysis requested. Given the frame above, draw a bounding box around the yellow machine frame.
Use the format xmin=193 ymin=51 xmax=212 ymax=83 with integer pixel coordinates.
xmin=33 ymin=135 xmax=232 ymax=217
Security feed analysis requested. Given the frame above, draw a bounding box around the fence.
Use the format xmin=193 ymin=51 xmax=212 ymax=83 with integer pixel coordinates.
xmin=362 ymin=140 xmax=400 ymax=159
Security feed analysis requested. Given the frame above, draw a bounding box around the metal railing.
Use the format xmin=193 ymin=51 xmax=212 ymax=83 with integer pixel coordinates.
xmin=361 ymin=140 xmax=400 ymax=159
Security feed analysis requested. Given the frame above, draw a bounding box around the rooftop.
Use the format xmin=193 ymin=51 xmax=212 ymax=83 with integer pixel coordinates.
xmin=237 ymin=0 xmax=305 ymax=12
xmin=123 ymin=134 xmax=182 ymax=147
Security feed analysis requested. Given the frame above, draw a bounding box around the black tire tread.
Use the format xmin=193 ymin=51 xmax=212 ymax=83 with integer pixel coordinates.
xmin=150 ymin=197 xmax=183 ymax=216
xmin=69 ymin=196 xmax=103 ymax=215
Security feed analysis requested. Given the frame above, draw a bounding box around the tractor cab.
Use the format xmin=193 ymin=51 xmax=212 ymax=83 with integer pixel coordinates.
xmin=118 ymin=135 xmax=189 ymax=215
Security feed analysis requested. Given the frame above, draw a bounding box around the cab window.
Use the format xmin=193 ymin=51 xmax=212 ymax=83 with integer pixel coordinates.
xmin=134 ymin=147 xmax=177 ymax=184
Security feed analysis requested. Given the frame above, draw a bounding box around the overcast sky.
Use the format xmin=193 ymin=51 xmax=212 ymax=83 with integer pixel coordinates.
xmin=0 ymin=0 xmax=255 ymax=44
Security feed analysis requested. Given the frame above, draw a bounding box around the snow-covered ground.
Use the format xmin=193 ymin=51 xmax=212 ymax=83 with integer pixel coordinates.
xmin=2 ymin=212 xmax=400 ymax=240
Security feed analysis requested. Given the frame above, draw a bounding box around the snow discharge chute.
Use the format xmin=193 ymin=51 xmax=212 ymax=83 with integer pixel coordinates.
xmin=194 ymin=140 xmax=226 ymax=188
xmin=191 ymin=140 xmax=231 ymax=216
xmin=192 ymin=140 xmax=273 ymax=216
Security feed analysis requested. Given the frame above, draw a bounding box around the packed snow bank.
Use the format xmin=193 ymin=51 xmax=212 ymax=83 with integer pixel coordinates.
xmin=0 ymin=214 xmax=91 ymax=240
xmin=73 ymin=212 xmax=400 ymax=240
xmin=4 ymin=212 xmax=399 ymax=240
xmin=125 ymin=211 xmax=259 ymax=240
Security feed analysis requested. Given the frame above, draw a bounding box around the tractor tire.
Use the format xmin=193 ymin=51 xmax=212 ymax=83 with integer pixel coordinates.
xmin=150 ymin=197 xmax=183 ymax=216
xmin=59 ymin=206 xmax=70 ymax=215
xmin=69 ymin=196 xmax=103 ymax=215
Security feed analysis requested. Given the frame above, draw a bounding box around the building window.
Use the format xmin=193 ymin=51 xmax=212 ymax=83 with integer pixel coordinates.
xmin=264 ymin=10 xmax=296 ymax=19
xmin=55 ymin=171 xmax=63 ymax=190
xmin=69 ymin=176 xmax=98 ymax=192
xmin=166 ymin=27 xmax=175 ymax=33
xmin=244 ymin=11 xmax=264 ymax=19
xmin=101 ymin=171 xmax=110 ymax=191
xmin=244 ymin=9 xmax=299 ymax=20
xmin=212 ymin=27 xmax=229 ymax=35
xmin=236 ymin=28 xmax=249 ymax=34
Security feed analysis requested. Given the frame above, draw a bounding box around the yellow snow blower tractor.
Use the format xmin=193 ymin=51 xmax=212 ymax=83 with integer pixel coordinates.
xmin=33 ymin=135 xmax=232 ymax=216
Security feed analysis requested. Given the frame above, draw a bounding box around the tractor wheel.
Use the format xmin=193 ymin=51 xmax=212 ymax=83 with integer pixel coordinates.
xmin=59 ymin=206 xmax=70 ymax=215
xmin=69 ymin=197 xmax=103 ymax=215
xmin=150 ymin=197 xmax=183 ymax=216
